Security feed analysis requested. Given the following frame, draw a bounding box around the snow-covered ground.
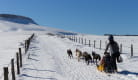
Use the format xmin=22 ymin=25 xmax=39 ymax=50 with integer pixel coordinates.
xmin=15 ymin=33 xmax=137 ymax=80
xmin=0 ymin=20 xmax=137 ymax=80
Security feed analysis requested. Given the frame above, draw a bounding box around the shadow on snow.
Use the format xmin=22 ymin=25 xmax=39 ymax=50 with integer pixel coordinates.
xmin=23 ymin=68 xmax=56 ymax=72
xmin=118 ymin=70 xmax=138 ymax=76
xmin=20 ymin=74 xmax=57 ymax=80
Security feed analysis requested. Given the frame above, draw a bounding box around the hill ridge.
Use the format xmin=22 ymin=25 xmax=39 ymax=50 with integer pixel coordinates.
xmin=0 ymin=14 xmax=37 ymax=24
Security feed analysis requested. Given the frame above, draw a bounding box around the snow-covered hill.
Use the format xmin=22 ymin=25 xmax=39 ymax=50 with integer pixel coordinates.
xmin=0 ymin=14 xmax=37 ymax=25
xmin=0 ymin=14 xmax=76 ymax=35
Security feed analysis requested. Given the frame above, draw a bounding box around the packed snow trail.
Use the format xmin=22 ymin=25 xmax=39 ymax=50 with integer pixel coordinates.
xmin=18 ymin=34 xmax=138 ymax=80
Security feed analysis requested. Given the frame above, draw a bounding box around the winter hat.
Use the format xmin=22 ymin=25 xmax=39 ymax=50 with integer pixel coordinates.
xmin=108 ymin=35 xmax=114 ymax=41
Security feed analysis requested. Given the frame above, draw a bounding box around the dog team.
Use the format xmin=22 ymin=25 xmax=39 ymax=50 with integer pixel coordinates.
xmin=67 ymin=48 xmax=101 ymax=65
xmin=67 ymin=35 xmax=121 ymax=73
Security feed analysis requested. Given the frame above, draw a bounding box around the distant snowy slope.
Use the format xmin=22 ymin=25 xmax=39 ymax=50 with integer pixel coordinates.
xmin=0 ymin=14 xmax=76 ymax=35
xmin=0 ymin=20 xmax=58 ymax=32
xmin=0 ymin=14 xmax=37 ymax=24
xmin=0 ymin=20 xmax=43 ymax=32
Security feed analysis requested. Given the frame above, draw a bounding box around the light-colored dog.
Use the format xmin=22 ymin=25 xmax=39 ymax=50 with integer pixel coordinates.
xmin=76 ymin=49 xmax=82 ymax=62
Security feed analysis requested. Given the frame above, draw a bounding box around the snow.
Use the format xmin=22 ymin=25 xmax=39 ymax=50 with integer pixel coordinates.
xmin=17 ymin=34 xmax=138 ymax=80
xmin=0 ymin=20 xmax=137 ymax=80
xmin=0 ymin=20 xmax=69 ymax=34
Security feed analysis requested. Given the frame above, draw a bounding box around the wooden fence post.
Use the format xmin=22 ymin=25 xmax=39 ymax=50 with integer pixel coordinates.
xmin=16 ymin=52 xmax=20 ymax=74
xmin=74 ymin=36 xmax=76 ymax=42
xmin=131 ymin=44 xmax=133 ymax=57
xmin=74 ymin=35 xmax=75 ymax=42
xmin=81 ymin=38 xmax=83 ymax=44
xmin=25 ymin=40 xmax=27 ymax=53
xmin=11 ymin=59 xmax=15 ymax=80
xmin=100 ymin=40 xmax=101 ymax=49
xmin=70 ymin=35 xmax=71 ymax=40
xmin=120 ymin=44 xmax=122 ymax=53
xmin=94 ymin=40 xmax=96 ymax=48
xmin=70 ymin=35 xmax=72 ymax=41
xmin=19 ymin=48 xmax=22 ymax=67
xmin=27 ymin=39 xmax=30 ymax=50
xmin=85 ymin=38 xmax=86 ymax=45
xmin=74 ymin=36 xmax=75 ymax=42
xmin=71 ymin=35 xmax=73 ymax=41
xmin=79 ymin=37 xmax=80 ymax=43
xmin=89 ymin=40 xmax=91 ymax=47
xmin=72 ymin=35 xmax=74 ymax=41
xmin=30 ymin=33 xmax=34 ymax=39
xmin=4 ymin=67 xmax=8 ymax=80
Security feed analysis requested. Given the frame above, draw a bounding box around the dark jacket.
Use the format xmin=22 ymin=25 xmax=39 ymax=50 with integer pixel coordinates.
xmin=105 ymin=41 xmax=119 ymax=55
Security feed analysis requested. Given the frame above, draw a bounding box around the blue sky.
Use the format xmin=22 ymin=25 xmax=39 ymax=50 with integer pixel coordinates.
xmin=0 ymin=0 xmax=138 ymax=35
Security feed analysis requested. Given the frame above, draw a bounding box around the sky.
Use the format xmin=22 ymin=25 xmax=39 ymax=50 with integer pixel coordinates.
xmin=0 ymin=0 xmax=138 ymax=35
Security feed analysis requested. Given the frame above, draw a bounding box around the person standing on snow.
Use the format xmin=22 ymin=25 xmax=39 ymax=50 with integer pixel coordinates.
xmin=105 ymin=35 xmax=120 ymax=72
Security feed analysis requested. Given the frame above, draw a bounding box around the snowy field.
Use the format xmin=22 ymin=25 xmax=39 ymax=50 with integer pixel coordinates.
xmin=9 ymin=32 xmax=138 ymax=80
xmin=0 ymin=21 xmax=137 ymax=80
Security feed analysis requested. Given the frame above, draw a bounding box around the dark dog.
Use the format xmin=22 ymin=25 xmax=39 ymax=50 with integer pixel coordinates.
xmin=67 ymin=49 xmax=73 ymax=59
xmin=82 ymin=52 xmax=92 ymax=65
xmin=92 ymin=51 xmax=101 ymax=64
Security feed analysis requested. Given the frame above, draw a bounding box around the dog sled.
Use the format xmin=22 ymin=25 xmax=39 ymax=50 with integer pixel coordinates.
xmin=97 ymin=52 xmax=116 ymax=73
xmin=97 ymin=63 xmax=104 ymax=72
xmin=97 ymin=63 xmax=115 ymax=73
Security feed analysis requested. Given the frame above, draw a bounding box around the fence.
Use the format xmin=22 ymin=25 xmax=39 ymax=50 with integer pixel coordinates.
xmin=66 ymin=35 xmax=135 ymax=57
xmin=0 ymin=33 xmax=35 ymax=80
